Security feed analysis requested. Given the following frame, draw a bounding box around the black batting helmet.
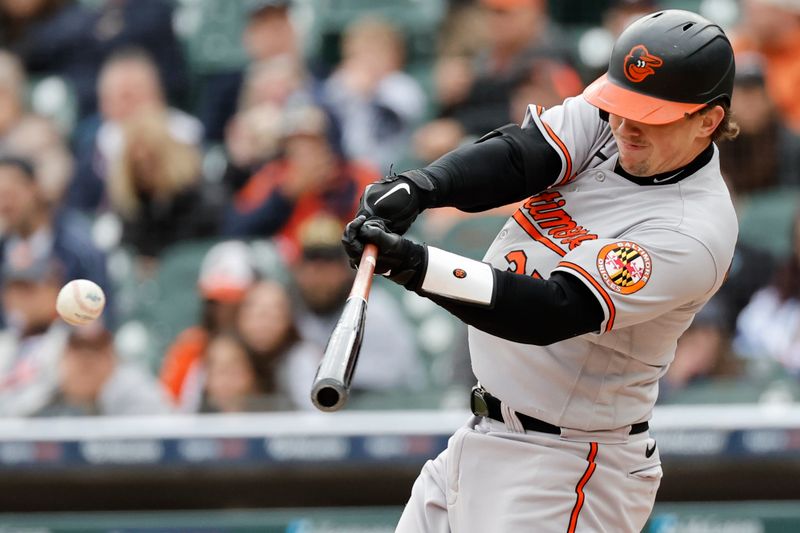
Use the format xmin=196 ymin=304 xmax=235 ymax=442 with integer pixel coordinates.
xmin=584 ymin=10 xmax=735 ymax=125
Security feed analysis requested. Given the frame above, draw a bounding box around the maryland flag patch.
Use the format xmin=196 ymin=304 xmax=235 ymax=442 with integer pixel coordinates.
xmin=597 ymin=242 xmax=652 ymax=294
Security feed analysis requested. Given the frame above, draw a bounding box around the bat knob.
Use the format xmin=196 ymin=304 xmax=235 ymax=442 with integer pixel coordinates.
xmin=315 ymin=386 xmax=342 ymax=410
xmin=311 ymin=377 xmax=348 ymax=412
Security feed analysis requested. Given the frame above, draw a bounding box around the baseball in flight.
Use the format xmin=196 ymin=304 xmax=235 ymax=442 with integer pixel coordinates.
xmin=56 ymin=279 xmax=106 ymax=326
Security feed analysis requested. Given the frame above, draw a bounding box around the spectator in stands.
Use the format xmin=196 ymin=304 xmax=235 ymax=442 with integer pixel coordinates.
xmin=0 ymin=156 xmax=112 ymax=327
xmin=732 ymin=0 xmax=800 ymax=133
xmin=413 ymin=0 xmax=572 ymax=162
xmin=199 ymin=0 xmax=308 ymax=143
xmin=223 ymin=104 xmax=377 ymax=256
xmin=201 ymin=332 xmax=265 ymax=413
xmin=221 ymin=57 xmax=314 ymax=195
xmin=1 ymin=0 xmax=190 ymax=120
xmin=222 ymin=100 xmax=284 ymax=194
xmin=242 ymin=0 xmax=299 ymax=63
xmin=4 ymin=115 xmax=74 ymax=207
xmin=0 ymin=0 xmax=98 ymax=118
xmin=735 ymin=206 xmax=800 ymax=375
xmin=290 ymin=214 xmax=426 ymax=393
xmin=88 ymin=0 xmax=189 ymax=113
xmin=435 ymin=0 xmax=487 ymax=60
xmin=322 ymin=16 xmax=427 ymax=174
xmin=160 ymin=240 xmax=257 ymax=412
xmin=69 ymin=48 xmax=203 ymax=213
xmin=659 ymin=236 xmax=776 ymax=401
xmin=107 ymin=109 xmax=220 ymax=263
xmin=0 ymin=51 xmax=28 ymax=143
xmin=508 ymin=58 xmax=584 ymax=123
xmin=236 ymin=279 xmax=321 ymax=410
xmin=0 ymin=245 xmax=69 ymax=417
xmin=718 ymin=53 xmax=800 ymax=196
xmin=36 ymin=321 xmax=171 ymax=416
xmin=658 ymin=321 xmax=744 ymax=401
xmin=695 ymin=56 xmax=800 ymax=391
xmin=0 ymin=53 xmax=74 ymax=206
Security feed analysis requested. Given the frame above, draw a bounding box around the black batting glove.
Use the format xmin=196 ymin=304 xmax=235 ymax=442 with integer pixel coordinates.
xmin=342 ymin=216 xmax=427 ymax=290
xmin=356 ymin=170 xmax=434 ymax=235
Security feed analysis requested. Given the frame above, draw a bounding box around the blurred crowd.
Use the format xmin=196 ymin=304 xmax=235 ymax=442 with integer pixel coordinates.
xmin=0 ymin=0 xmax=799 ymax=417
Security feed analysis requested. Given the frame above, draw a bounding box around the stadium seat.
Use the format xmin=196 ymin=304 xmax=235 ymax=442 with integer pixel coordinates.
xmin=114 ymin=237 xmax=291 ymax=369
xmin=659 ymin=378 xmax=771 ymax=405
xmin=173 ymin=0 xmax=248 ymax=76
xmin=28 ymin=75 xmax=78 ymax=135
xmin=304 ymin=0 xmax=445 ymax=69
xmin=112 ymin=239 xmax=217 ymax=369
xmin=737 ymin=187 xmax=800 ymax=260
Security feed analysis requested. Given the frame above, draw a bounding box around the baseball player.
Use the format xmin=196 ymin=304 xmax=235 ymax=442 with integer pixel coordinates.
xmin=343 ymin=10 xmax=737 ymax=533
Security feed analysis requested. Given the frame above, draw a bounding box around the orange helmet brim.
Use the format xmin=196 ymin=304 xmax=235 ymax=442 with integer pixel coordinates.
xmin=583 ymin=73 xmax=707 ymax=125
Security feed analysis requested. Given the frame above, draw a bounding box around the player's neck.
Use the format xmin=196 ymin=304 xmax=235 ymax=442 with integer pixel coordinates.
xmin=614 ymin=143 xmax=714 ymax=186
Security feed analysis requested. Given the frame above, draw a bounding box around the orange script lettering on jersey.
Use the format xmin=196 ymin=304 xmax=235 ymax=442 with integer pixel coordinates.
xmin=522 ymin=192 xmax=597 ymax=250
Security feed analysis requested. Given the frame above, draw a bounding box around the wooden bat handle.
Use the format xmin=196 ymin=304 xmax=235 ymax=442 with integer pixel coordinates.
xmin=349 ymin=243 xmax=378 ymax=299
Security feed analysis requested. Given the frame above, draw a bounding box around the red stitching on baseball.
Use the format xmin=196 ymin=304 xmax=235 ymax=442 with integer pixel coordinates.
xmin=72 ymin=281 xmax=100 ymax=314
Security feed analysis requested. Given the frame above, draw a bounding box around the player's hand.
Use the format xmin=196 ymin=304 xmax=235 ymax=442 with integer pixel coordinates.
xmin=356 ymin=172 xmax=429 ymax=235
xmin=342 ymin=216 xmax=427 ymax=289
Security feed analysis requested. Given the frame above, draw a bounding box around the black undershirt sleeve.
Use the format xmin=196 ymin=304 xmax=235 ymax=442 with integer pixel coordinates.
xmin=420 ymin=123 xmax=563 ymax=212
xmin=423 ymin=270 xmax=604 ymax=345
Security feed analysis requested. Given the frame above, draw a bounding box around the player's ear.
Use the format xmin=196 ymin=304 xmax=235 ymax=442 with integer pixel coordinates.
xmin=697 ymin=105 xmax=725 ymax=138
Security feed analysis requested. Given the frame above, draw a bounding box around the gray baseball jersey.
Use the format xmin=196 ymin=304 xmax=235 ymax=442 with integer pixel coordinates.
xmin=396 ymin=95 xmax=735 ymax=533
xmin=470 ymin=95 xmax=737 ymax=431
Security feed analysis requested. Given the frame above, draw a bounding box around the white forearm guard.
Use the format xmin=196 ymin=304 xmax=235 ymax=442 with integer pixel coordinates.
xmin=420 ymin=247 xmax=495 ymax=306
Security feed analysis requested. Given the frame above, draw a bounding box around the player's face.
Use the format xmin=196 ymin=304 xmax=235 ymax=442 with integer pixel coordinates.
xmin=609 ymin=108 xmax=722 ymax=177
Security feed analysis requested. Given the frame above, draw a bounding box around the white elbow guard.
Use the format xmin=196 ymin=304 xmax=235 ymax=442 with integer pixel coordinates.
xmin=420 ymin=247 xmax=495 ymax=306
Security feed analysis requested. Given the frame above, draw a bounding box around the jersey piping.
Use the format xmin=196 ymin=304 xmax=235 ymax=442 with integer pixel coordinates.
xmin=526 ymin=105 xmax=574 ymax=186
xmin=557 ymin=261 xmax=616 ymax=332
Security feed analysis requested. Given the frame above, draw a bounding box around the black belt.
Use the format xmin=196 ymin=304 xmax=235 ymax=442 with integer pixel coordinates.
xmin=470 ymin=386 xmax=649 ymax=436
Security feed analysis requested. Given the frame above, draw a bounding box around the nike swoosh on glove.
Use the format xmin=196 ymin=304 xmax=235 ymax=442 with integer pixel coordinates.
xmin=356 ymin=172 xmax=429 ymax=235
xmin=342 ymin=216 xmax=427 ymax=290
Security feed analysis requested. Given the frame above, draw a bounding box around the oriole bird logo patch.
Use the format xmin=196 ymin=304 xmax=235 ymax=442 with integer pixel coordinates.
xmin=624 ymin=45 xmax=663 ymax=83
xmin=597 ymin=242 xmax=652 ymax=294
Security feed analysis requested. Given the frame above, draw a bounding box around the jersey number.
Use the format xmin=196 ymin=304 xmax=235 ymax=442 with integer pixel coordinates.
xmin=505 ymin=250 xmax=542 ymax=278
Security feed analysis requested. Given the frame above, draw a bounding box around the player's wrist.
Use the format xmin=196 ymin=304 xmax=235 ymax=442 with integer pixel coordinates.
xmin=389 ymin=169 xmax=436 ymax=210
xmin=391 ymin=241 xmax=427 ymax=290
xmin=416 ymin=247 xmax=495 ymax=306
xmin=359 ymin=170 xmax=436 ymax=234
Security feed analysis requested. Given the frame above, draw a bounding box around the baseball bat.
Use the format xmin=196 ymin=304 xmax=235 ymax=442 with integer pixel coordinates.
xmin=311 ymin=243 xmax=378 ymax=412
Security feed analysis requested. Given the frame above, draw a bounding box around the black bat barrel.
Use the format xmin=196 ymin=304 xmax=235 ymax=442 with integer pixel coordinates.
xmin=310 ymin=297 xmax=367 ymax=411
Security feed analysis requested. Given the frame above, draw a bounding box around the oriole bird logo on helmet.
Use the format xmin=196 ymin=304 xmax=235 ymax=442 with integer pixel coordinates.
xmin=623 ymin=45 xmax=663 ymax=83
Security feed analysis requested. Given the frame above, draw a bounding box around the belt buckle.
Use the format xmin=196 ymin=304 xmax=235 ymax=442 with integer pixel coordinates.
xmin=470 ymin=386 xmax=489 ymax=417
